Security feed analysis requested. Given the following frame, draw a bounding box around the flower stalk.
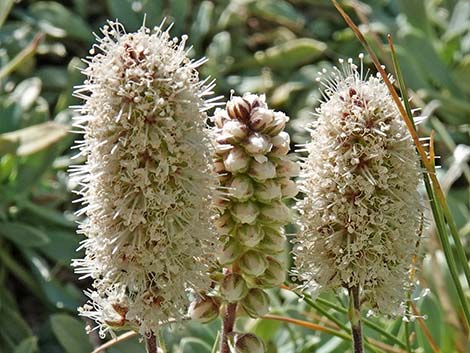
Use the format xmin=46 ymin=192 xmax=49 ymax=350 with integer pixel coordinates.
xmin=210 ymin=93 xmax=298 ymax=352
xmin=348 ymin=286 xmax=364 ymax=353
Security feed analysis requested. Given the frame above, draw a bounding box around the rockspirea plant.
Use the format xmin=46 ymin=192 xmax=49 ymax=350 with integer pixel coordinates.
xmin=201 ymin=93 xmax=298 ymax=353
xmin=294 ymin=56 xmax=422 ymax=352
xmin=70 ymin=20 xmax=219 ymax=343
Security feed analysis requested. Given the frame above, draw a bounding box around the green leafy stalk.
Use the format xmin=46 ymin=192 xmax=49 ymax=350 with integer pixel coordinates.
xmin=289 ymin=288 xmax=404 ymax=351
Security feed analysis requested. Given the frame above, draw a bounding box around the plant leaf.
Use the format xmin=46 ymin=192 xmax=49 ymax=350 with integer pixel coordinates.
xmin=0 ymin=222 xmax=50 ymax=247
xmin=50 ymin=314 xmax=93 ymax=353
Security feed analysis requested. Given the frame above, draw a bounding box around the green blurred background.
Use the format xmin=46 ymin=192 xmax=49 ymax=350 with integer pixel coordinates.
xmin=0 ymin=0 xmax=468 ymax=352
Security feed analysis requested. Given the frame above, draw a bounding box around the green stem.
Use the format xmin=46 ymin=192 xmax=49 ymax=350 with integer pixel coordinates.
xmin=404 ymin=293 xmax=413 ymax=353
xmin=157 ymin=330 xmax=167 ymax=353
xmin=425 ymin=175 xmax=470 ymax=328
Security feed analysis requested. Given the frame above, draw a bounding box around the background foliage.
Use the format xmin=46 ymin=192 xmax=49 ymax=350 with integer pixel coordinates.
xmin=0 ymin=0 xmax=468 ymax=352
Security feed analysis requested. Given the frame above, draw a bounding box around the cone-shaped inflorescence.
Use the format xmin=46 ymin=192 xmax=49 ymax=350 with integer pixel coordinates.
xmin=70 ymin=20 xmax=219 ymax=337
xmin=199 ymin=93 xmax=298 ymax=352
xmin=294 ymin=56 xmax=422 ymax=315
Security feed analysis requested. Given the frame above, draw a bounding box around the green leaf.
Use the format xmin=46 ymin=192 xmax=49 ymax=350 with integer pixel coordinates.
xmin=0 ymin=121 xmax=68 ymax=157
xmin=20 ymin=200 xmax=76 ymax=229
xmin=399 ymin=30 xmax=462 ymax=97
xmin=0 ymin=305 xmax=33 ymax=344
xmin=398 ymin=0 xmax=433 ymax=36
xmin=168 ymin=0 xmax=190 ymax=34
xmin=13 ymin=337 xmax=38 ymax=353
xmin=252 ymin=317 xmax=281 ymax=341
xmin=108 ymin=336 xmax=146 ymax=353
xmin=50 ymin=314 xmax=93 ymax=353
xmin=0 ymin=0 xmax=15 ymax=28
xmin=0 ymin=222 xmax=50 ymax=247
xmin=253 ymin=39 xmax=326 ymax=70
xmin=0 ymin=136 xmax=19 ymax=156
xmin=106 ymin=0 xmax=164 ymax=32
xmin=416 ymin=294 xmax=442 ymax=352
xmin=190 ymin=1 xmax=214 ymax=50
xmin=38 ymin=228 xmax=80 ymax=265
xmin=22 ymin=249 xmax=80 ymax=310
xmin=28 ymin=2 xmax=92 ymax=42
xmin=249 ymin=0 xmax=305 ymax=30
xmin=443 ymin=1 xmax=470 ymax=40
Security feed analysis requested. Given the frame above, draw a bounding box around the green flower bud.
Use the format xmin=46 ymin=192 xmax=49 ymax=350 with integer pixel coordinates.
xmin=214 ymin=109 xmax=230 ymax=128
xmin=265 ymin=112 xmax=288 ymax=136
xmin=275 ymin=158 xmax=300 ymax=178
xmin=238 ymin=224 xmax=264 ymax=247
xmin=279 ymin=178 xmax=298 ymax=198
xmin=256 ymin=227 xmax=286 ymax=254
xmin=270 ymin=131 xmax=290 ymax=157
xmin=249 ymin=108 xmax=274 ymax=132
xmin=223 ymin=120 xmax=249 ymax=143
xmin=224 ymin=147 xmax=250 ymax=173
xmin=260 ymin=201 xmax=290 ymax=224
xmin=241 ymin=288 xmax=270 ymax=318
xmin=239 ymin=250 xmax=268 ymax=277
xmin=244 ymin=132 xmax=272 ymax=155
xmin=218 ymin=237 xmax=242 ymax=265
xmin=230 ymin=176 xmax=254 ymax=201
xmin=256 ymin=257 xmax=285 ymax=288
xmin=248 ymin=160 xmax=276 ymax=182
xmin=234 ymin=333 xmax=266 ymax=353
xmin=221 ymin=273 xmax=248 ymax=302
xmin=231 ymin=201 xmax=259 ymax=224
xmin=214 ymin=212 xmax=233 ymax=235
xmin=189 ymin=295 xmax=220 ymax=323
xmin=254 ymin=180 xmax=282 ymax=203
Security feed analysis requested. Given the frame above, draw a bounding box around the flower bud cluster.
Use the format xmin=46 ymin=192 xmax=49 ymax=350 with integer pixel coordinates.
xmin=212 ymin=93 xmax=298 ymax=317
xmin=294 ymin=57 xmax=422 ymax=314
xmin=70 ymin=21 xmax=219 ymax=337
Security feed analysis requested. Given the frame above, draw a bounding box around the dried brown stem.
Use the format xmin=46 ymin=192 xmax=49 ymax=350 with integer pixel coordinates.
xmin=220 ymin=302 xmax=237 ymax=353
xmin=145 ymin=332 xmax=158 ymax=353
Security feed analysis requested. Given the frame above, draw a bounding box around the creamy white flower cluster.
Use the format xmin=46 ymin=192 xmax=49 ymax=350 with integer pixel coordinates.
xmin=210 ymin=94 xmax=298 ymax=317
xmin=70 ymin=20 xmax=218 ymax=337
xmin=294 ymin=58 xmax=422 ymax=314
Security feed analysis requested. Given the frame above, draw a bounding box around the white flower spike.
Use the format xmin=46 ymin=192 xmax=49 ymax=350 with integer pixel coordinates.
xmin=70 ymin=20 xmax=219 ymax=337
xmin=294 ymin=55 xmax=423 ymax=315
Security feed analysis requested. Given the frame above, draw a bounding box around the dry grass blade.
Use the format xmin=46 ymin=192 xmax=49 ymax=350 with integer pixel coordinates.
xmin=411 ymin=303 xmax=442 ymax=353
xmin=91 ymin=331 xmax=137 ymax=353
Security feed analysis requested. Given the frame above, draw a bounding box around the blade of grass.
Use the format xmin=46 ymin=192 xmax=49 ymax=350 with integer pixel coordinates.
xmin=387 ymin=37 xmax=470 ymax=294
xmin=0 ymin=0 xmax=15 ymax=28
xmin=263 ymin=314 xmax=350 ymax=338
xmin=0 ymin=33 xmax=43 ymax=80
xmin=410 ymin=303 xmax=442 ymax=353
xmin=281 ymin=285 xmax=407 ymax=349
xmin=331 ymin=0 xmax=470 ymax=330
xmin=264 ymin=314 xmax=406 ymax=353
xmin=211 ymin=331 xmax=220 ymax=353
xmin=91 ymin=331 xmax=137 ymax=353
